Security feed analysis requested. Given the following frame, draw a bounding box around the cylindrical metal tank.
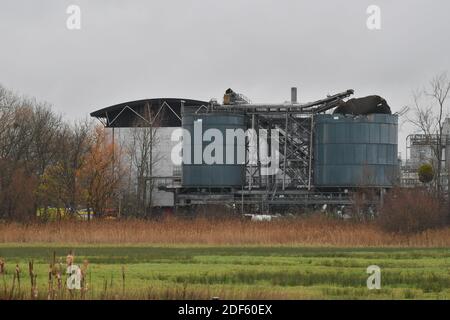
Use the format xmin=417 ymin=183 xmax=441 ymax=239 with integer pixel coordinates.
xmin=314 ymin=113 xmax=398 ymax=187
xmin=182 ymin=113 xmax=246 ymax=187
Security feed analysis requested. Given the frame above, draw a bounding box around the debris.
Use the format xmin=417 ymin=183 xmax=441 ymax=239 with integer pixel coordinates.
xmin=333 ymin=95 xmax=391 ymax=115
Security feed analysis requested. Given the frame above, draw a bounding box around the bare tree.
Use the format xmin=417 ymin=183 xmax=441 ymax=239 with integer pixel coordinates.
xmin=407 ymin=72 xmax=450 ymax=195
xmin=429 ymin=73 xmax=450 ymax=196
xmin=36 ymin=119 xmax=94 ymax=216
xmin=29 ymin=104 xmax=63 ymax=176
xmin=60 ymin=119 xmax=93 ymax=213
xmin=0 ymin=85 xmax=65 ymax=219
xmin=0 ymin=84 xmax=128 ymax=221
xmin=126 ymin=105 xmax=161 ymax=217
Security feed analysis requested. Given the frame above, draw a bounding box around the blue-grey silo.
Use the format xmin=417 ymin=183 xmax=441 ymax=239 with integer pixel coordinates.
xmin=314 ymin=113 xmax=398 ymax=187
xmin=182 ymin=113 xmax=247 ymax=187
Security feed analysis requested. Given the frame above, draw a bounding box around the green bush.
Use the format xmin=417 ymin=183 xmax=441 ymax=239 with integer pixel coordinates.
xmin=418 ymin=163 xmax=434 ymax=184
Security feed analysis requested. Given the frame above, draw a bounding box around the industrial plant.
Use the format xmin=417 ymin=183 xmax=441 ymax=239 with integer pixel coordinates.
xmin=91 ymin=88 xmax=400 ymax=215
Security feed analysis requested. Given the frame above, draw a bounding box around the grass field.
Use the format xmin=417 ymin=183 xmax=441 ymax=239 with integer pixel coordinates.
xmin=1 ymin=244 xmax=449 ymax=300
xmin=1 ymin=218 xmax=449 ymax=300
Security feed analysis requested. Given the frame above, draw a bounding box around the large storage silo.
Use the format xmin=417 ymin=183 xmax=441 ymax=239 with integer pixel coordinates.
xmin=314 ymin=113 xmax=398 ymax=188
xmin=182 ymin=113 xmax=247 ymax=188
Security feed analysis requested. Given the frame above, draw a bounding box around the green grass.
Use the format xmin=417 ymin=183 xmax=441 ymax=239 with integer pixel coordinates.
xmin=0 ymin=245 xmax=449 ymax=299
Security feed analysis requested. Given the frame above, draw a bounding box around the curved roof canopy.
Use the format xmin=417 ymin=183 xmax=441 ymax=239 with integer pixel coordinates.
xmin=90 ymin=98 xmax=209 ymax=127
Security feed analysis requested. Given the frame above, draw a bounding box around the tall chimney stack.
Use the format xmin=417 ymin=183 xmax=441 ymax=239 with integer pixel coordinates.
xmin=291 ymin=87 xmax=298 ymax=104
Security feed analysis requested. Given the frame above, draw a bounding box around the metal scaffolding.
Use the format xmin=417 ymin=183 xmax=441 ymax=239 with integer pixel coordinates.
xmin=175 ymin=89 xmax=356 ymax=213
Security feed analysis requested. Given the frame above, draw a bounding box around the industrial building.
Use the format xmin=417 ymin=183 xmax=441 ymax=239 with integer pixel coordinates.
xmin=401 ymin=118 xmax=450 ymax=189
xmin=91 ymin=88 xmax=399 ymax=214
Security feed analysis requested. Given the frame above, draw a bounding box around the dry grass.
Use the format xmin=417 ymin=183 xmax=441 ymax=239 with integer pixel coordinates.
xmin=1 ymin=216 xmax=449 ymax=247
xmin=0 ymin=281 xmax=310 ymax=300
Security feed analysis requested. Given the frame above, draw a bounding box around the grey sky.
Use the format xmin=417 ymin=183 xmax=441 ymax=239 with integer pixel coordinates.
xmin=1 ymin=0 xmax=450 ymax=157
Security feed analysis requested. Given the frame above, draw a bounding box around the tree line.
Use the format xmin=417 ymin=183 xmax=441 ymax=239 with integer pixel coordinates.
xmin=0 ymin=85 xmax=135 ymax=221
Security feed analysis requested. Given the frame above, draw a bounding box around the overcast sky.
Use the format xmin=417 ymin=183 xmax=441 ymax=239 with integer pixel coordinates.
xmin=1 ymin=0 xmax=450 ymax=157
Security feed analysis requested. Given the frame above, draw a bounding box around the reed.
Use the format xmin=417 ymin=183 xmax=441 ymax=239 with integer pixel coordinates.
xmin=0 ymin=216 xmax=449 ymax=247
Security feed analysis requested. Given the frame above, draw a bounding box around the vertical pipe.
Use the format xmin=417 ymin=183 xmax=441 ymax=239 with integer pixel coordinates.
xmin=250 ymin=114 xmax=255 ymax=190
xmin=112 ymin=126 xmax=115 ymax=219
xmin=308 ymin=115 xmax=314 ymax=190
xmin=180 ymin=100 xmax=185 ymax=116
xmin=112 ymin=127 xmax=115 ymax=176
xmin=291 ymin=87 xmax=298 ymax=104
xmin=148 ymin=115 xmax=152 ymax=216
xmin=267 ymin=119 xmax=272 ymax=192
xmin=241 ymin=185 xmax=244 ymax=214
xmin=282 ymin=112 xmax=288 ymax=190
xmin=256 ymin=115 xmax=261 ymax=187
xmin=174 ymin=189 xmax=178 ymax=214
